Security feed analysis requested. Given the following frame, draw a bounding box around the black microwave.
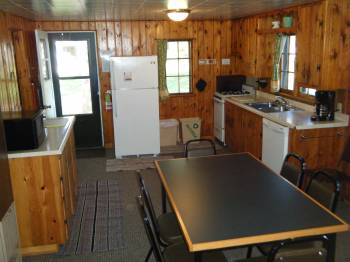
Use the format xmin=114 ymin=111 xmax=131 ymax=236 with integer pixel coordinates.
xmin=2 ymin=110 xmax=46 ymax=151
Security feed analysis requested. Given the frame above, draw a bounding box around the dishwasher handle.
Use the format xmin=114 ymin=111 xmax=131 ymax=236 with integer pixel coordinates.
xmin=263 ymin=122 xmax=288 ymax=135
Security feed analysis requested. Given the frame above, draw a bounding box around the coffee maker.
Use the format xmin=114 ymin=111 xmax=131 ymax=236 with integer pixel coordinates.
xmin=311 ymin=90 xmax=336 ymax=121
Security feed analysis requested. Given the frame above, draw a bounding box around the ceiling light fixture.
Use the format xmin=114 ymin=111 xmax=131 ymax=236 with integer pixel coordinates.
xmin=167 ymin=9 xmax=190 ymax=22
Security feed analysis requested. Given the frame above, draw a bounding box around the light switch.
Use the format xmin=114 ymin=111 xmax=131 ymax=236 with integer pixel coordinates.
xmin=124 ymin=72 xmax=132 ymax=80
xmin=222 ymin=58 xmax=230 ymax=65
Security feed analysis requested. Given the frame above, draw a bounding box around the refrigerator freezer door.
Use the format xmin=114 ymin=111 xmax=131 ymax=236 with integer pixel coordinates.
xmin=110 ymin=56 xmax=158 ymax=90
xmin=113 ymin=89 xmax=160 ymax=157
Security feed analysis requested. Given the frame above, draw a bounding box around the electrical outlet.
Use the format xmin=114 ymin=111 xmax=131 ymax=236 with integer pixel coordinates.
xmin=222 ymin=58 xmax=230 ymax=65
xmin=199 ymin=59 xmax=207 ymax=65
xmin=337 ymin=102 xmax=343 ymax=112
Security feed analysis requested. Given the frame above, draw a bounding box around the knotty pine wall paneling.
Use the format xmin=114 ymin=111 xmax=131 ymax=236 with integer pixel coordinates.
xmin=36 ymin=20 xmax=235 ymax=146
xmin=296 ymin=2 xmax=325 ymax=88
xmin=321 ymin=0 xmax=350 ymax=90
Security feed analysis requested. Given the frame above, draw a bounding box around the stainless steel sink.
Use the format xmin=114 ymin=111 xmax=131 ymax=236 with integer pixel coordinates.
xmin=245 ymin=102 xmax=301 ymax=113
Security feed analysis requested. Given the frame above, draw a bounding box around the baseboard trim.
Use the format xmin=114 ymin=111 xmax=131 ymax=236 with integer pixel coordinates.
xmin=21 ymin=244 xmax=59 ymax=256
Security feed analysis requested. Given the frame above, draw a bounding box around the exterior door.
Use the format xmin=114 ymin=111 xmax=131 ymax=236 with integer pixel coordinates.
xmin=49 ymin=32 xmax=102 ymax=149
xmin=35 ymin=29 xmax=56 ymax=117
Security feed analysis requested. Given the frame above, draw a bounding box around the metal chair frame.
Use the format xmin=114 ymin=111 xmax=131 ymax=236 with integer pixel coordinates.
xmin=184 ymin=138 xmax=217 ymax=158
xmin=281 ymin=152 xmax=306 ymax=189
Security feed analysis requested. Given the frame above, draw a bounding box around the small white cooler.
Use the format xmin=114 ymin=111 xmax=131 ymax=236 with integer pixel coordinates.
xmin=160 ymin=119 xmax=179 ymax=146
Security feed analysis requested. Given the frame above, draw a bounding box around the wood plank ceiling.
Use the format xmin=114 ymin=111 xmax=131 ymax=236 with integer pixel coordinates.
xmin=0 ymin=0 xmax=318 ymax=21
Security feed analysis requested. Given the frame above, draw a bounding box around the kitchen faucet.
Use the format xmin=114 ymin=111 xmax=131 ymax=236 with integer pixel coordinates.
xmin=275 ymin=96 xmax=288 ymax=106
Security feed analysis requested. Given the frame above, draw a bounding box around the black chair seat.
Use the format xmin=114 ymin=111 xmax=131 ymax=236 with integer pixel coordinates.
xmin=239 ymin=247 xmax=327 ymax=262
xmin=238 ymin=253 xmax=325 ymax=262
xmin=258 ymin=241 xmax=321 ymax=256
xmin=164 ymin=242 xmax=227 ymax=262
xmin=158 ymin=212 xmax=183 ymax=244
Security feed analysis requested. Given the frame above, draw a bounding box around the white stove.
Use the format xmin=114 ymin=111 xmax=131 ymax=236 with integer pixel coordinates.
xmin=213 ymin=85 xmax=255 ymax=144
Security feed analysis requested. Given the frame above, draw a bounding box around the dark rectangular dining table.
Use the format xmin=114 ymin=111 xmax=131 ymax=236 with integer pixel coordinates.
xmin=155 ymin=153 xmax=349 ymax=261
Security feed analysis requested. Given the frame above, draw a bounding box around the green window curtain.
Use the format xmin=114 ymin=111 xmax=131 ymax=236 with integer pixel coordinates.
xmin=271 ymin=34 xmax=287 ymax=92
xmin=157 ymin=40 xmax=169 ymax=101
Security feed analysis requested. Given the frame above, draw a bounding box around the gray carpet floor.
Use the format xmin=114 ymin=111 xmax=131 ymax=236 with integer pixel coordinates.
xmin=24 ymin=151 xmax=350 ymax=262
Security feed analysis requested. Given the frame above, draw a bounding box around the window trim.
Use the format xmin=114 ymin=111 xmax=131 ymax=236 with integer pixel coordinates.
xmin=166 ymin=39 xmax=193 ymax=95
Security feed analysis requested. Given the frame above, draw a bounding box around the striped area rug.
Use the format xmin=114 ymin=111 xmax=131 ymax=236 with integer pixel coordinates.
xmin=59 ymin=180 xmax=124 ymax=255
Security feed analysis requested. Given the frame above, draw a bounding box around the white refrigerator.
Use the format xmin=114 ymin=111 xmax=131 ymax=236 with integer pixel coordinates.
xmin=110 ymin=56 xmax=160 ymax=158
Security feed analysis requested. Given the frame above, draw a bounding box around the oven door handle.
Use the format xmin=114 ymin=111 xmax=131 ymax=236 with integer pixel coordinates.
xmin=213 ymin=97 xmax=225 ymax=104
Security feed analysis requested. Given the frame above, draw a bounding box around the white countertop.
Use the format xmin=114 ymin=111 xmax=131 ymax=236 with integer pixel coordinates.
xmin=226 ymin=94 xmax=349 ymax=130
xmin=8 ymin=116 xmax=75 ymax=159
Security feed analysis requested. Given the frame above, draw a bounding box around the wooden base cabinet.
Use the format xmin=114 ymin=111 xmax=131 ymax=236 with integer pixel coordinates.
xmin=8 ymin=131 xmax=78 ymax=256
xmin=225 ymin=102 xmax=262 ymax=159
xmin=288 ymin=127 xmax=347 ymax=170
xmin=225 ymin=102 xmax=346 ymax=169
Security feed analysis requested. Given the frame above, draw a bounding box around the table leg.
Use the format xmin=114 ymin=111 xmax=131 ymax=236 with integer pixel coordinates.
xmin=194 ymin=252 xmax=202 ymax=262
xmin=161 ymin=185 xmax=167 ymax=214
xmin=326 ymin=234 xmax=336 ymax=262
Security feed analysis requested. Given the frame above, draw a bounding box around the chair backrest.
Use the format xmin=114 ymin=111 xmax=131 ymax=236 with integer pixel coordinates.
xmin=136 ymin=171 xmax=160 ymax=233
xmin=280 ymin=153 xmax=306 ymax=189
xmin=267 ymin=236 xmax=328 ymax=262
xmin=136 ymin=196 xmax=164 ymax=262
xmin=305 ymin=171 xmax=341 ymax=212
xmin=185 ymin=139 xmax=216 ymax=158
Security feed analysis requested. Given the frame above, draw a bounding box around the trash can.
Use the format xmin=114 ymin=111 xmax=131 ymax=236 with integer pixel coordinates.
xmin=179 ymin=117 xmax=201 ymax=144
xmin=160 ymin=119 xmax=179 ymax=146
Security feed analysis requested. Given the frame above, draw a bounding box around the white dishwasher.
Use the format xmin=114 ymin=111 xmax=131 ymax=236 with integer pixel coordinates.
xmin=262 ymin=118 xmax=289 ymax=174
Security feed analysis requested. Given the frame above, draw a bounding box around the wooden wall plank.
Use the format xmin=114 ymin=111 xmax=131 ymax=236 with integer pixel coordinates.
xmin=5 ymin=0 xmax=349 ymax=145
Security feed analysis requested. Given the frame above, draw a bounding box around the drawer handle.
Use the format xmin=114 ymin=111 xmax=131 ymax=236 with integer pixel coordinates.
xmin=300 ymin=132 xmax=344 ymax=140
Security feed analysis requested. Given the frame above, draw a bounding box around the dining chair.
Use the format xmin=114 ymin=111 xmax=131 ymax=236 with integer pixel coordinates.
xmin=136 ymin=195 xmax=228 ymax=262
xmin=246 ymin=152 xmax=307 ymax=257
xmin=317 ymin=136 xmax=350 ymax=193
xmin=239 ymin=236 xmax=329 ymax=262
xmin=280 ymin=153 xmax=306 ymax=189
xmin=184 ymin=138 xmax=216 ymax=158
xmin=305 ymin=170 xmax=341 ymax=213
xmin=247 ymin=170 xmax=341 ymax=258
xmin=136 ymin=171 xmax=183 ymax=261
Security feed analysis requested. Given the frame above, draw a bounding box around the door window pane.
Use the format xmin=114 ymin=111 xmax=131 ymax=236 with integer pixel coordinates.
xmin=59 ymin=79 xmax=92 ymax=115
xmin=179 ymin=59 xmax=190 ymax=75
xmin=166 ymin=77 xmax=179 ymax=93
xmin=178 ymin=41 xmax=189 ymax=58
xmin=166 ymin=59 xmax=179 ymax=76
xmin=167 ymin=42 xmax=178 ymax=59
xmin=56 ymin=41 xmax=90 ymax=77
xmin=179 ymin=76 xmax=190 ymax=93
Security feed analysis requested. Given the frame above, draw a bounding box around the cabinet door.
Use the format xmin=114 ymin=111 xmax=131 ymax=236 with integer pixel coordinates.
xmin=289 ymin=127 xmax=346 ymax=169
xmin=225 ymin=102 xmax=243 ymax=152
xmin=296 ymin=3 xmax=325 ymax=87
xmin=60 ymin=148 xmax=73 ymax=222
xmin=9 ymin=156 xmax=67 ymax=247
xmin=225 ymin=102 xmax=233 ymax=148
xmin=242 ymin=109 xmax=262 ymax=159
xmin=232 ymin=105 xmax=244 ymax=153
xmin=68 ymin=132 xmax=78 ymax=201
